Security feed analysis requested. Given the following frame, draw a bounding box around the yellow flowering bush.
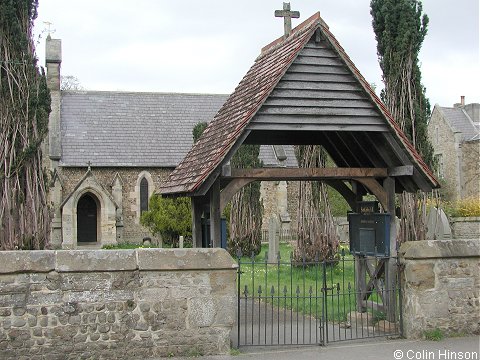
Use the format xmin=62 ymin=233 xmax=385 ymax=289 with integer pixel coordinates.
xmin=427 ymin=197 xmax=480 ymax=218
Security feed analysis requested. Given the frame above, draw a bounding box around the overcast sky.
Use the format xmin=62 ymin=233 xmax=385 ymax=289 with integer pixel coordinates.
xmin=33 ymin=0 xmax=478 ymax=108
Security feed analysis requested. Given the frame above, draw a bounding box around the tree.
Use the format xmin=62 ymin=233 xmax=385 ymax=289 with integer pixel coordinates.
xmin=193 ymin=122 xmax=263 ymax=256
xmin=371 ymin=0 xmax=434 ymax=166
xmin=60 ymin=75 xmax=83 ymax=91
xmin=228 ymin=144 xmax=263 ymax=257
xmin=294 ymin=145 xmax=338 ymax=262
xmin=140 ymin=195 xmax=191 ymax=246
xmin=371 ymin=0 xmax=433 ymax=241
xmin=192 ymin=122 xmax=207 ymax=143
xmin=0 ymin=0 xmax=51 ymax=249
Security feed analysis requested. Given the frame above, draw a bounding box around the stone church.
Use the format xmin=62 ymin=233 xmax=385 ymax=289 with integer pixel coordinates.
xmin=44 ymin=36 xmax=298 ymax=249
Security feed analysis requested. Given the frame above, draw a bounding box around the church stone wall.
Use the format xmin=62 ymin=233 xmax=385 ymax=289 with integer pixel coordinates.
xmin=287 ymin=181 xmax=299 ymax=230
xmin=427 ymin=109 xmax=459 ymax=201
xmin=60 ymin=167 xmax=171 ymax=245
xmin=461 ymin=141 xmax=480 ymax=199
xmin=0 ymin=248 xmax=236 ymax=359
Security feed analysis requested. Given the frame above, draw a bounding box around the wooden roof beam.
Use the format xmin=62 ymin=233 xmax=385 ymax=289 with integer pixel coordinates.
xmin=224 ymin=167 xmax=388 ymax=180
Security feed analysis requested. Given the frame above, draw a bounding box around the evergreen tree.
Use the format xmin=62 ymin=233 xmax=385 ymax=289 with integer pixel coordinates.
xmin=371 ymin=0 xmax=434 ymax=166
xmin=141 ymin=195 xmax=191 ymax=246
xmin=0 ymin=0 xmax=51 ymax=249
xmin=371 ymin=0 xmax=432 ymax=242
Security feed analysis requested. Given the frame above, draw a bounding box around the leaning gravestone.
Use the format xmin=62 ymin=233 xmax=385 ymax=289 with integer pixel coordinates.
xmin=426 ymin=207 xmax=452 ymax=240
xmin=268 ymin=217 xmax=279 ymax=263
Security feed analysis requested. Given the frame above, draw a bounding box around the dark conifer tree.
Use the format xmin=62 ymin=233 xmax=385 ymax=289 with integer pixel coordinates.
xmin=371 ymin=0 xmax=434 ymax=166
xmin=371 ymin=0 xmax=433 ymax=241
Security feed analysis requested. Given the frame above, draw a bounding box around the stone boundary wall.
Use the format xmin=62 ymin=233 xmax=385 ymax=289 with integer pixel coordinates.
xmin=399 ymin=240 xmax=480 ymax=338
xmin=450 ymin=217 xmax=480 ymax=239
xmin=0 ymin=248 xmax=238 ymax=359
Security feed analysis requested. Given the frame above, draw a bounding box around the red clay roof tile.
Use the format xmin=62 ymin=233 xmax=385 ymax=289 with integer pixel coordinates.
xmin=160 ymin=11 xmax=438 ymax=195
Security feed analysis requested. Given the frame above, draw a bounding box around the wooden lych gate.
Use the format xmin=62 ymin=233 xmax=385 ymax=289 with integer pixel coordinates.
xmin=160 ymin=10 xmax=438 ymax=325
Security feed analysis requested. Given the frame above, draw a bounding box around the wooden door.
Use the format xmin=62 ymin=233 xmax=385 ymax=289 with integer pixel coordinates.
xmin=77 ymin=193 xmax=98 ymax=243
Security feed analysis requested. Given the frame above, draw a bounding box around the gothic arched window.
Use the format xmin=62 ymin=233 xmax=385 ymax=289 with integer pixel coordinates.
xmin=140 ymin=177 xmax=149 ymax=213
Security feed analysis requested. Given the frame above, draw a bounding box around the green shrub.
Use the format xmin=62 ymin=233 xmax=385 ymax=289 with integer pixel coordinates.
xmin=140 ymin=195 xmax=191 ymax=246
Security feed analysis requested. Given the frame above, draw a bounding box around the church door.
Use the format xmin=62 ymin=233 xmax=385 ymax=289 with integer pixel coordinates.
xmin=77 ymin=193 xmax=98 ymax=243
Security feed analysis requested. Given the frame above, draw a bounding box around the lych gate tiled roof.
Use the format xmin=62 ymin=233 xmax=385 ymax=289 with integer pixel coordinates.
xmin=160 ymin=14 xmax=322 ymax=194
xmin=160 ymin=12 xmax=438 ymax=196
xmin=60 ymin=91 xmax=228 ymax=167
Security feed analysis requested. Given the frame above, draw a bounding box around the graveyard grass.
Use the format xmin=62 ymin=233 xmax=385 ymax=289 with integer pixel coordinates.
xmin=237 ymin=243 xmax=385 ymax=323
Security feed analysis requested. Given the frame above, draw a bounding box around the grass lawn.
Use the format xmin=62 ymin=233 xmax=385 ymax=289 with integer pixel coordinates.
xmin=237 ymin=243 xmax=386 ymax=323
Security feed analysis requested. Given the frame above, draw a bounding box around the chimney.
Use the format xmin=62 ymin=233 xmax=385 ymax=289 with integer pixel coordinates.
xmin=45 ymin=35 xmax=62 ymax=91
xmin=45 ymin=35 xmax=62 ymax=162
xmin=461 ymin=96 xmax=465 ymax=106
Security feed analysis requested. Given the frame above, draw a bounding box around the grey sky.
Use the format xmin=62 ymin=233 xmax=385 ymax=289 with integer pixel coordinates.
xmin=34 ymin=0 xmax=478 ymax=107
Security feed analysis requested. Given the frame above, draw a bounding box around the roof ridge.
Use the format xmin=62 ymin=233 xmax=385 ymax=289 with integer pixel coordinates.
xmin=61 ymin=90 xmax=229 ymax=96
xmin=259 ymin=12 xmax=321 ymax=58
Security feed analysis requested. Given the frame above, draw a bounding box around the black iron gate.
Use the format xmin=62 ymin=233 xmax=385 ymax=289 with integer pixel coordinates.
xmin=235 ymin=250 xmax=402 ymax=347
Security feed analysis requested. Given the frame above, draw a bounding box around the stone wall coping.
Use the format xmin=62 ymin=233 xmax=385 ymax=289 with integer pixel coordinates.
xmin=400 ymin=239 xmax=480 ymax=260
xmin=450 ymin=216 xmax=480 ymax=222
xmin=136 ymin=248 xmax=238 ymax=271
xmin=0 ymin=248 xmax=238 ymax=274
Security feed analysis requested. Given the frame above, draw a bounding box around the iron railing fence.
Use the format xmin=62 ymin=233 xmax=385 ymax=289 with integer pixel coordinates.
xmin=235 ymin=250 xmax=402 ymax=347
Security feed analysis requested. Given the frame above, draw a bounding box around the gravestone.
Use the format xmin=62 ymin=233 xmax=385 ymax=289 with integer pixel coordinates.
xmin=268 ymin=217 xmax=279 ymax=263
xmin=426 ymin=207 xmax=452 ymax=240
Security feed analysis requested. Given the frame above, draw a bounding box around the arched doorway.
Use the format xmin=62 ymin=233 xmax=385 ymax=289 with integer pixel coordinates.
xmin=77 ymin=193 xmax=99 ymax=243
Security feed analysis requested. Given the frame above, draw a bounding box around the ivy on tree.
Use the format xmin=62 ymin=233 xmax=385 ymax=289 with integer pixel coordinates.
xmin=0 ymin=0 xmax=51 ymax=249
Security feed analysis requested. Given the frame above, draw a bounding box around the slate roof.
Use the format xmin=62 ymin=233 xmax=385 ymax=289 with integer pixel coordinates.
xmin=438 ymin=106 xmax=480 ymax=142
xmin=60 ymin=91 xmax=298 ymax=168
xmin=60 ymin=91 xmax=228 ymax=167
xmin=160 ymin=12 xmax=438 ymax=196
xmin=259 ymin=145 xmax=298 ymax=168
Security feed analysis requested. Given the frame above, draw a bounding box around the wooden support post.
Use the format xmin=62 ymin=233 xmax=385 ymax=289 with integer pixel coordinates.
xmin=209 ymin=180 xmax=221 ymax=248
xmin=191 ymin=197 xmax=203 ymax=248
xmin=384 ymin=177 xmax=397 ymax=322
xmin=352 ymin=179 xmax=366 ymax=312
xmin=355 ymin=256 xmax=367 ymax=312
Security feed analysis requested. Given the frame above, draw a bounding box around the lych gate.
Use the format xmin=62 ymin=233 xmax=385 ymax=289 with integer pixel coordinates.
xmin=160 ymin=9 xmax=438 ymax=345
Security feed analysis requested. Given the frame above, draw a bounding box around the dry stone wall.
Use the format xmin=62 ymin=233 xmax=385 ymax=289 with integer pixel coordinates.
xmin=399 ymin=240 xmax=480 ymax=338
xmin=0 ymin=248 xmax=237 ymax=359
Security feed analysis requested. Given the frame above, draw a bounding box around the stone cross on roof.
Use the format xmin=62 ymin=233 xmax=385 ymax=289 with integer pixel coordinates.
xmin=275 ymin=2 xmax=300 ymax=37
xmin=43 ymin=21 xmax=56 ymax=38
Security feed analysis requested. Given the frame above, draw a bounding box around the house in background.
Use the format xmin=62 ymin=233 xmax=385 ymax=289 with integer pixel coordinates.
xmin=44 ymin=36 xmax=298 ymax=249
xmin=427 ymin=97 xmax=480 ymax=201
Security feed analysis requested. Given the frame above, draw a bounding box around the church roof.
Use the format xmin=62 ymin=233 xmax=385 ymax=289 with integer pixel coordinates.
xmin=60 ymin=91 xmax=228 ymax=167
xmin=60 ymin=91 xmax=298 ymax=168
xmin=160 ymin=12 xmax=438 ymax=196
xmin=436 ymin=105 xmax=480 ymax=142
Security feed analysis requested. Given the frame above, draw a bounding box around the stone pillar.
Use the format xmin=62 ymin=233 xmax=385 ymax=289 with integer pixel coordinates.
xmin=268 ymin=217 xmax=279 ymax=263
xmin=400 ymin=240 xmax=480 ymax=338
